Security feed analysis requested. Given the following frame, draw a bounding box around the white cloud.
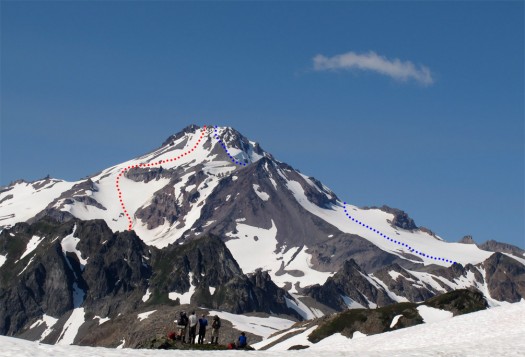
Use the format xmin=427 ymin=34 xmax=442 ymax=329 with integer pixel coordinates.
xmin=313 ymin=51 xmax=434 ymax=86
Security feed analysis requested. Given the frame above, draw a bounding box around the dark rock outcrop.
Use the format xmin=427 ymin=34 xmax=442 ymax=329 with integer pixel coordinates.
xmin=362 ymin=205 xmax=417 ymax=231
xmin=306 ymin=289 xmax=486 ymax=344
xmin=372 ymin=263 xmax=436 ymax=302
xmin=459 ymin=235 xmax=476 ymax=244
xmin=482 ymin=252 xmax=525 ymax=302
xmin=478 ymin=240 xmax=525 ymax=258
xmin=304 ymin=259 xmax=395 ymax=310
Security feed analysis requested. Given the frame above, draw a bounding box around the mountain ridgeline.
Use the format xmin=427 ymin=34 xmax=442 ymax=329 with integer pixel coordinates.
xmin=0 ymin=125 xmax=524 ymax=348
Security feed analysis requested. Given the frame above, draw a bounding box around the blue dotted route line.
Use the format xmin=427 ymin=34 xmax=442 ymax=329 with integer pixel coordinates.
xmin=343 ymin=202 xmax=457 ymax=265
xmin=213 ymin=126 xmax=248 ymax=166
xmin=212 ymin=125 xmax=455 ymax=265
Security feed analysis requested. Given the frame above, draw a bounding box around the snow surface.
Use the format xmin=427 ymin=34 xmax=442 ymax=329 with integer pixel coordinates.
xmin=226 ymin=221 xmax=333 ymax=293
xmin=94 ymin=316 xmax=110 ymax=325
xmin=369 ymin=274 xmax=409 ymax=303
xmin=29 ymin=314 xmax=59 ymax=342
xmin=0 ymin=179 xmax=76 ymax=228
xmin=1 ymin=302 xmax=524 ymax=356
xmin=137 ymin=310 xmax=157 ymax=322
xmin=416 ymin=306 xmax=453 ymax=323
xmin=390 ymin=314 xmax=403 ymax=328
xmin=141 ymin=288 xmax=151 ymax=302
xmin=19 ymin=235 xmax=44 ymax=260
xmin=56 ymin=308 xmax=85 ymax=345
xmin=169 ymin=272 xmax=195 ymax=304
xmin=285 ymin=294 xmax=324 ymax=320
xmin=251 ymin=327 xmax=308 ymax=350
xmin=17 ymin=256 xmax=35 ymax=276
xmin=253 ymin=184 xmax=270 ymax=201
xmin=266 ymin=325 xmax=318 ymax=351
xmin=61 ymin=225 xmax=88 ymax=268
xmin=341 ymin=295 xmax=366 ymax=309
xmin=352 ymin=331 xmax=367 ymax=339
xmin=307 ymin=301 xmax=525 ymax=356
xmin=0 ymin=254 xmax=6 ymax=268
xmin=206 ymin=310 xmax=296 ymax=339
xmin=282 ymin=176 xmax=493 ymax=267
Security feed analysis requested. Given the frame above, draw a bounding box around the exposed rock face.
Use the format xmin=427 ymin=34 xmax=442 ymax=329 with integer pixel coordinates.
xmin=478 ymin=240 xmax=525 ymax=258
xmin=148 ymin=234 xmax=298 ymax=317
xmin=0 ymin=217 xmax=300 ymax=344
xmin=133 ymin=167 xmax=210 ymax=231
xmin=424 ymin=289 xmax=488 ymax=315
xmin=256 ymin=289 xmax=487 ymax=350
xmin=459 ymin=235 xmax=476 ymax=244
xmin=362 ymin=205 xmax=417 ymax=231
xmin=304 ymin=259 xmax=395 ymax=310
xmin=161 ymin=124 xmax=201 ymax=147
xmin=305 ymin=289 xmax=487 ymax=344
xmin=79 ymin=223 xmax=153 ymax=318
xmin=28 ymin=179 xmax=105 ymax=225
xmin=482 ymin=252 xmax=525 ymax=302
xmin=371 ymin=263 xmax=436 ymax=302
xmin=210 ymin=270 xmax=298 ymax=317
xmin=0 ymin=219 xmax=77 ymax=336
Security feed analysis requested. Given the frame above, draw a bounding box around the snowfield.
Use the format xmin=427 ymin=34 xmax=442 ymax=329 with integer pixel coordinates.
xmin=0 ymin=301 xmax=523 ymax=356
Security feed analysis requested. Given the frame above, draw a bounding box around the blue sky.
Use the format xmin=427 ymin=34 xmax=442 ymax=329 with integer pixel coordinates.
xmin=1 ymin=1 xmax=523 ymax=248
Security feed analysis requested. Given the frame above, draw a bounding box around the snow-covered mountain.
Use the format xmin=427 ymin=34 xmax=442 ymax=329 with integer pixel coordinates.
xmin=1 ymin=124 xmax=524 ymax=347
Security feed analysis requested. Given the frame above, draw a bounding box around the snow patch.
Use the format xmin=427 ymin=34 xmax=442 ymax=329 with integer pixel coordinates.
xmin=61 ymin=225 xmax=88 ymax=269
xmin=0 ymin=254 xmax=6 ymax=268
xmin=353 ymin=331 xmax=367 ymax=339
xmin=137 ymin=310 xmax=157 ymax=321
xmin=207 ymin=310 xmax=295 ymax=339
xmin=267 ymin=325 xmax=318 ymax=351
xmin=30 ymin=314 xmax=59 ymax=342
xmin=94 ymin=316 xmax=110 ymax=325
xmin=18 ymin=256 xmax=35 ymax=276
xmin=56 ymin=308 xmax=85 ymax=345
xmin=116 ymin=339 xmax=125 ymax=349
xmin=341 ymin=295 xmax=366 ymax=309
xmin=169 ymin=272 xmax=195 ymax=304
xmin=417 ymin=305 xmax=453 ymax=323
xmin=19 ymin=235 xmax=45 ymax=260
xmin=209 ymin=286 xmax=216 ymax=295
xmin=390 ymin=314 xmax=403 ymax=328
xmin=141 ymin=288 xmax=151 ymax=302
xmin=253 ymin=184 xmax=270 ymax=201
xmin=285 ymin=294 xmax=323 ymax=320
xmin=252 ymin=327 xmax=307 ymax=350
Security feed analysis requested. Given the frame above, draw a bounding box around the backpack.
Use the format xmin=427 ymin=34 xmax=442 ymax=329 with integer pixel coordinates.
xmin=212 ymin=318 xmax=221 ymax=329
xmin=180 ymin=314 xmax=188 ymax=326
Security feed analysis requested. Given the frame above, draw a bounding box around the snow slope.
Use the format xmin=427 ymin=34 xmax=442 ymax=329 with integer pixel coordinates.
xmin=0 ymin=179 xmax=76 ymax=228
xmin=1 ymin=301 xmax=523 ymax=356
xmin=283 ymin=176 xmax=493 ymax=266
xmin=206 ymin=310 xmax=296 ymax=339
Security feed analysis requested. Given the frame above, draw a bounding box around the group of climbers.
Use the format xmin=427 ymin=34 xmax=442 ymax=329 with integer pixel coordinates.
xmin=173 ymin=311 xmax=248 ymax=348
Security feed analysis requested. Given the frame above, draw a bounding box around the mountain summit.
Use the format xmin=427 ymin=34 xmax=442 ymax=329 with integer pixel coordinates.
xmin=0 ymin=125 xmax=524 ymax=347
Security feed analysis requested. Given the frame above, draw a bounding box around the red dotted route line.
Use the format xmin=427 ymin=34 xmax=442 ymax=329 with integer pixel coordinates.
xmin=116 ymin=126 xmax=208 ymax=231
